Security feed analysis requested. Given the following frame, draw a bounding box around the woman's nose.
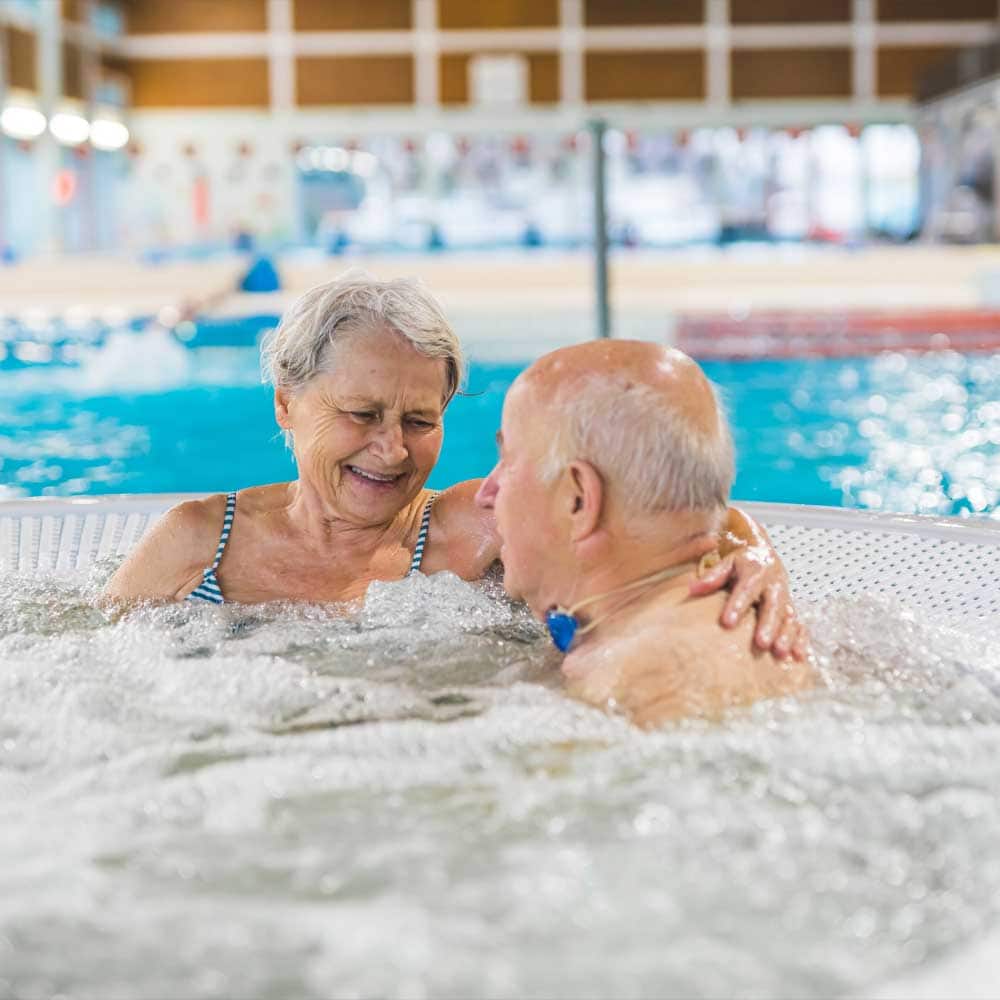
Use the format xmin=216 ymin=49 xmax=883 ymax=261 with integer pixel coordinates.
xmin=475 ymin=466 xmax=499 ymax=508
xmin=371 ymin=422 xmax=407 ymax=465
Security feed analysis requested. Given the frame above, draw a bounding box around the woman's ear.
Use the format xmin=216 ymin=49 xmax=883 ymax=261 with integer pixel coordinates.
xmin=274 ymin=388 xmax=292 ymax=429
xmin=566 ymin=460 xmax=604 ymax=542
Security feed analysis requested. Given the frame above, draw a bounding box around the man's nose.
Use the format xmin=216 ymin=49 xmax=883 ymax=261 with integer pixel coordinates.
xmin=475 ymin=466 xmax=499 ymax=508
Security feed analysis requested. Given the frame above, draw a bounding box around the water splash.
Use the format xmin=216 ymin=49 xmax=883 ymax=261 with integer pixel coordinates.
xmin=1 ymin=570 xmax=999 ymax=998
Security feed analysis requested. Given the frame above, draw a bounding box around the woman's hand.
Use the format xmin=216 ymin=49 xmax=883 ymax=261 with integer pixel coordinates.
xmin=690 ymin=507 xmax=810 ymax=661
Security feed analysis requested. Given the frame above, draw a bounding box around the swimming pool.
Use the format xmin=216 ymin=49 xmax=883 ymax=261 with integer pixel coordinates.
xmin=3 ymin=313 xmax=1000 ymax=996
xmin=2 ymin=317 xmax=999 ymax=517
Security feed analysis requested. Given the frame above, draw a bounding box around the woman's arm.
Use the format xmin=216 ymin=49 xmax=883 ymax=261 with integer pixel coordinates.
xmin=421 ymin=479 xmax=501 ymax=579
xmin=691 ymin=506 xmax=810 ymax=660
xmin=101 ymin=498 xmax=220 ymax=605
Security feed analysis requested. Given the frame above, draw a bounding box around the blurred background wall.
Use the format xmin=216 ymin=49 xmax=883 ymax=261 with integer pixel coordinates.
xmin=0 ymin=0 xmax=996 ymax=257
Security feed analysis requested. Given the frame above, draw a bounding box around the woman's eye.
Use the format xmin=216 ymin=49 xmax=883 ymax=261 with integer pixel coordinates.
xmin=407 ymin=418 xmax=435 ymax=429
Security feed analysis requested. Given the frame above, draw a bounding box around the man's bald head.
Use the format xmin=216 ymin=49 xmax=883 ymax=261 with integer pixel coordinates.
xmin=512 ymin=341 xmax=734 ymax=516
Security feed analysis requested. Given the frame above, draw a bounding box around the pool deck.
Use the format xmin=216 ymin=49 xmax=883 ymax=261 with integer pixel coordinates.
xmin=3 ymin=245 xmax=1000 ymax=354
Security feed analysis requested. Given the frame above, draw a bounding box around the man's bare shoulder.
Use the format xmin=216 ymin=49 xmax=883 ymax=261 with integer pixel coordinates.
xmin=612 ymin=605 xmax=811 ymax=727
xmin=102 ymin=493 xmax=229 ymax=603
xmin=424 ymin=479 xmax=500 ymax=579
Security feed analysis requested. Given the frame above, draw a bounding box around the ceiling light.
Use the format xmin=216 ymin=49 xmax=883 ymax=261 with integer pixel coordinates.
xmin=89 ymin=118 xmax=129 ymax=151
xmin=1 ymin=105 xmax=47 ymax=140
xmin=50 ymin=112 xmax=90 ymax=146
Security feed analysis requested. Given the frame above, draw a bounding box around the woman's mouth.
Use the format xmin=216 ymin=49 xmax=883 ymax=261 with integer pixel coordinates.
xmin=345 ymin=465 xmax=405 ymax=490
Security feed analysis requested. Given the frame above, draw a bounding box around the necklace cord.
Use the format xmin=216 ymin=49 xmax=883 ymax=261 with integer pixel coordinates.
xmin=558 ymin=549 xmax=719 ymax=642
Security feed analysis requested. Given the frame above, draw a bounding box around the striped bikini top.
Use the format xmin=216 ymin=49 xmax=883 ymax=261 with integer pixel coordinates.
xmin=185 ymin=490 xmax=438 ymax=605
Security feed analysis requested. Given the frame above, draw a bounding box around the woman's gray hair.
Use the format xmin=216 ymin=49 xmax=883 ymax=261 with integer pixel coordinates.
xmin=540 ymin=373 xmax=735 ymax=516
xmin=260 ymin=270 xmax=465 ymax=403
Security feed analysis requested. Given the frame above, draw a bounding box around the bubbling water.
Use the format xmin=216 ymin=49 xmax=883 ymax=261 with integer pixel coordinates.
xmin=1 ymin=568 xmax=999 ymax=999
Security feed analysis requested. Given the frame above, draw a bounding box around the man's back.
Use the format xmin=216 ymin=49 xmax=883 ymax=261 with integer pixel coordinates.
xmin=563 ymin=586 xmax=815 ymax=728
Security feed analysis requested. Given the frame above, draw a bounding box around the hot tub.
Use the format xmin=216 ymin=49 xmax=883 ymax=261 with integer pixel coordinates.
xmin=1 ymin=495 xmax=998 ymax=999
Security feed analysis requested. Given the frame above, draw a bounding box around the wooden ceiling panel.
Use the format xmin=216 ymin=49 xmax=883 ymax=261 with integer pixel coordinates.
xmin=528 ymin=52 xmax=559 ymax=103
xmin=129 ymin=58 xmax=269 ymax=107
xmin=584 ymin=0 xmax=704 ymax=25
xmin=62 ymin=42 xmax=85 ymax=100
xmin=438 ymin=0 xmax=559 ymax=29
xmin=296 ymin=55 xmax=414 ymax=104
xmin=731 ymin=48 xmax=852 ymax=98
xmin=292 ymin=0 xmax=412 ymax=31
xmin=124 ymin=0 xmax=267 ymax=33
xmin=585 ymin=50 xmax=705 ymax=100
xmin=878 ymin=0 xmax=995 ymax=20
xmin=731 ymin=0 xmax=851 ymax=23
xmin=6 ymin=27 xmax=37 ymax=91
xmin=877 ymin=45 xmax=964 ymax=95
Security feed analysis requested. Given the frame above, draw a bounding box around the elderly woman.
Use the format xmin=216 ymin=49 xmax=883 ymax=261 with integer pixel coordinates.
xmin=105 ymin=273 xmax=806 ymax=657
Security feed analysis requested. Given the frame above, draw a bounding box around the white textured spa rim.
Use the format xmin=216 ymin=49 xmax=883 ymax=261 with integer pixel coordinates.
xmin=1 ymin=493 xmax=999 ymax=996
xmin=2 ymin=494 xmax=999 ymax=628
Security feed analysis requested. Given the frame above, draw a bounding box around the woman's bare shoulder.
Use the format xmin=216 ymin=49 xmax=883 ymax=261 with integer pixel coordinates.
xmin=432 ymin=479 xmax=496 ymax=540
xmin=101 ymin=493 xmax=230 ymax=603
xmin=425 ymin=480 xmax=500 ymax=579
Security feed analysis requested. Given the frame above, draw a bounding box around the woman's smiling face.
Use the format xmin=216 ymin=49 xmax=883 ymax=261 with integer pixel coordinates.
xmin=277 ymin=326 xmax=448 ymax=525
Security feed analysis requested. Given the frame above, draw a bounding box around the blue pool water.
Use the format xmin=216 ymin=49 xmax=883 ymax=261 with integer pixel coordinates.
xmin=1 ymin=317 xmax=999 ymax=517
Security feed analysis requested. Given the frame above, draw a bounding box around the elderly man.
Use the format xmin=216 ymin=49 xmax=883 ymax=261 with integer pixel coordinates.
xmin=475 ymin=340 xmax=814 ymax=728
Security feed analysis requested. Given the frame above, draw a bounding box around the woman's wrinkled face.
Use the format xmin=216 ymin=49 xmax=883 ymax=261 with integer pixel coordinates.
xmin=277 ymin=326 xmax=448 ymax=525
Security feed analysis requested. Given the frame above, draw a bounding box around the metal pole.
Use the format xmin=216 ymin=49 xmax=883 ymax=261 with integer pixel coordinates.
xmin=0 ymin=24 xmax=8 ymax=255
xmin=589 ymin=118 xmax=610 ymax=339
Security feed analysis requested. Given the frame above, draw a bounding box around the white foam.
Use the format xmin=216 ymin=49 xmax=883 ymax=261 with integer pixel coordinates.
xmin=1 ymin=566 xmax=1000 ymax=998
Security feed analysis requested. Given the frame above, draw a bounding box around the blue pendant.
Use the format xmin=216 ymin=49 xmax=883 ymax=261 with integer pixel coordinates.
xmin=546 ymin=610 xmax=579 ymax=653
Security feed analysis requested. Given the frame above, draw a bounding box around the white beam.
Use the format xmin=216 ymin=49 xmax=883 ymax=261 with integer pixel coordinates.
xmin=294 ymin=29 xmax=415 ymax=55
xmin=852 ymin=0 xmax=876 ymax=103
xmin=413 ymin=0 xmax=438 ymax=107
xmin=130 ymin=97 xmax=913 ymax=139
xmin=118 ymin=20 xmax=1000 ymax=63
xmin=731 ymin=24 xmax=853 ymax=47
xmin=706 ymin=0 xmax=729 ymax=108
xmin=560 ymin=0 xmax=584 ymax=106
xmin=121 ymin=33 xmax=271 ymax=58
xmin=585 ymin=26 xmax=707 ymax=49
xmin=268 ymin=0 xmax=294 ymax=111
xmin=875 ymin=22 xmax=997 ymax=45
xmin=61 ymin=20 xmax=128 ymax=56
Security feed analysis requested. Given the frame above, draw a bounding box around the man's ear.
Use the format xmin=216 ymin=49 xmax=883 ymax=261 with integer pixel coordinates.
xmin=566 ymin=460 xmax=604 ymax=542
xmin=274 ymin=388 xmax=292 ymax=429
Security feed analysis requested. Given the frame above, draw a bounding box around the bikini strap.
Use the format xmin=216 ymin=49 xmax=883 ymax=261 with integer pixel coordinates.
xmin=209 ymin=491 xmax=237 ymax=571
xmin=408 ymin=492 xmax=438 ymax=575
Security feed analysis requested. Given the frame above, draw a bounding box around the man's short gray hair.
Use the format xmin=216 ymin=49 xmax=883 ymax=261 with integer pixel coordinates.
xmin=260 ymin=270 xmax=465 ymax=402
xmin=539 ymin=373 xmax=735 ymax=515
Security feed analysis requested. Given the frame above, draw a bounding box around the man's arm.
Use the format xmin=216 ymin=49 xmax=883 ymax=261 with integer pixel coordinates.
xmin=421 ymin=479 xmax=501 ymax=579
